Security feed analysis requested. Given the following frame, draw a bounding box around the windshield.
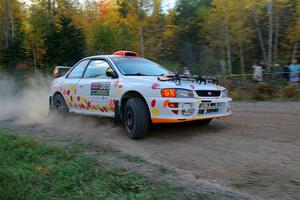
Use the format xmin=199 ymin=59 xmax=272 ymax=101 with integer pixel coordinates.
xmin=110 ymin=57 xmax=172 ymax=76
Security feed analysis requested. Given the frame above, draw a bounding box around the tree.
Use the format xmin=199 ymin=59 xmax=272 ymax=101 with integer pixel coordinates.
xmin=288 ymin=0 xmax=300 ymax=60
xmin=26 ymin=0 xmax=85 ymax=67
xmin=174 ymin=0 xmax=212 ymax=72
xmin=0 ymin=0 xmax=26 ymax=69
xmin=45 ymin=15 xmax=85 ymax=66
xmin=206 ymin=0 xmax=253 ymax=74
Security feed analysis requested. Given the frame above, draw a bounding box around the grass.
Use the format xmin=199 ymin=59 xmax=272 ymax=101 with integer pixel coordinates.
xmin=196 ymin=192 xmax=217 ymax=200
xmin=154 ymin=164 xmax=174 ymax=174
xmin=0 ymin=131 xmax=183 ymax=200
xmin=122 ymin=155 xmax=145 ymax=163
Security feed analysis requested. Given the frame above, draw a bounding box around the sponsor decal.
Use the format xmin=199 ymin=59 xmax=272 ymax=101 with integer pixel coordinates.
xmin=163 ymin=100 xmax=169 ymax=107
xmin=91 ymin=82 xmax=110 ymax=96
xmin=118 ymin=88 xmax=122 ymax=97
xmin=113 ymin=80 xmax=119 ymax=88
xmin=151 ymin=83 xmax=160 ymax=90
xmin=196 ymin=98 xmax=202 ymax=103
xmin=152 ymin=108 xmax=159 ymax=116
xmin=151 ymin=99 xmax=156 ymax=107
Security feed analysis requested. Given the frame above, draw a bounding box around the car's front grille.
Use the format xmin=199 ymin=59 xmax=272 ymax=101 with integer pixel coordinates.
xmin=198 ymin=102 xmax=225 ymax=115
xmin=196 ymin=90 xmax=221 ymax=97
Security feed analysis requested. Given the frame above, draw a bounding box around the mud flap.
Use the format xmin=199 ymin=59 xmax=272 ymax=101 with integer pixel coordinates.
xmin=48 ymin=96 xmax=53 ymax=116
xmin=113 ymin=100 xmax=122 ymax=125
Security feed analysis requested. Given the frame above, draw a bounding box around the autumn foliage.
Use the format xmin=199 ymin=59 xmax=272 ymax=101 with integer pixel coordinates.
xmin=0 ymin=0 xmax=299 ymax=74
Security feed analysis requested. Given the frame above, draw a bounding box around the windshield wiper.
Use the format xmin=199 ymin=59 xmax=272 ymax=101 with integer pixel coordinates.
xmin=124 ymin=73 xmax=147 ymax=76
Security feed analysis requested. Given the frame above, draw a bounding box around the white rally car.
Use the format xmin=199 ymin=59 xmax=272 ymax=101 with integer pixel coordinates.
xmin=49 ymin=51 xmax=232 ymax=139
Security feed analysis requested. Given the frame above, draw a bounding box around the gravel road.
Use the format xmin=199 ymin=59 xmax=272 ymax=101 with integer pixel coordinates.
xmin=1 ymin=102 xmax=299 ymax=200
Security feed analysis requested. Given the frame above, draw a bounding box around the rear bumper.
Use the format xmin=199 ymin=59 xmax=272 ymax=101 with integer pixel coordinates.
xmin=148 ymin=97 xmax=232 ymax=124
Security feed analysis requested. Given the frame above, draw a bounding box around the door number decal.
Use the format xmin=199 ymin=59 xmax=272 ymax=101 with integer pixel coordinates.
xmin=91 ymin=82 xmax=110 ymax=96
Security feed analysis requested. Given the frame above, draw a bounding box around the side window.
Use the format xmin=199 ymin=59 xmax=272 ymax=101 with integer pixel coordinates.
xmin=67 ymin=59 xmax=90 ymax=78
xmin=83 ymin=60 xmax=111 ymax=78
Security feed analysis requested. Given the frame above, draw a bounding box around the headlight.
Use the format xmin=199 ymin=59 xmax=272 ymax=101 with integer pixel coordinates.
xmin=221 ymin=89 xmax=228 ymax=98
xmin=161 ymin=89 xmax=194 ymax=98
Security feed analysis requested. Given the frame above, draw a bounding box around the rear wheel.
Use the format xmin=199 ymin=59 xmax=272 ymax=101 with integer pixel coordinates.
xmin=124 ymin=97 xmax=150 ymax=139
xmin=52 ymin=94 xmax=69 ymax=116
xmin=194 ymin=119 xmax=212 ymax=126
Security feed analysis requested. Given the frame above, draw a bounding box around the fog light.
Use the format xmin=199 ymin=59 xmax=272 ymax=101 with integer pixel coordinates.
xmin=171 ymin=110 xmax=178 ymax=115
xmin=168 ymin=102 xmax=179 ymax=108
xmin=182 ymin=103 xmax=194 ymax=116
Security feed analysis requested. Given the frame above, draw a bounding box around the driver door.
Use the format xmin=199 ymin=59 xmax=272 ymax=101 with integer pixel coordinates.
xmin=60 ymin=59 xmax=90 ymax=112
xmin=76 ymin=59 xmax=117 ymax=116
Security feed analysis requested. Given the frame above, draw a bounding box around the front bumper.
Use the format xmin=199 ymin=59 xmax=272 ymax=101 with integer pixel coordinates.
xmin=148 ymin=97 xmax=232 ymax=123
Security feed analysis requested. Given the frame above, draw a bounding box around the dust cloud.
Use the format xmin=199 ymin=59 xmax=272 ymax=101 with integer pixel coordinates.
xmin=0 ymin=72 xmax=51 ymax=124
xmin=0 ymin=72 xmax=116 ymax=134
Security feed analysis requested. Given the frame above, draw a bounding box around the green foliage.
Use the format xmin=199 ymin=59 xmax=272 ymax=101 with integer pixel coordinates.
xmin=44 ymin=15 xmax=85 ymax=66
xmin=0 ymin=131 xmax=183 ymax=200
xmin=125 ymin=155 xmax=145 ymax=163
xmin=0 ymin=0 xmax=26 ymax=68
xmin=173 ymin=0 xmax=212 ymax=71
xmin=0 ymin=0 xmax=300 ymax=73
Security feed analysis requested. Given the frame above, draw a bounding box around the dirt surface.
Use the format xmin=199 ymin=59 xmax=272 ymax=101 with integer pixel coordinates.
xmin=0 ymin=102 xmax=299 ymax=200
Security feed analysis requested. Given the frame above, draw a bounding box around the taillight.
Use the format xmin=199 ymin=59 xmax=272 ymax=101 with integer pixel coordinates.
xmin=53 ymin=67 xmax=59 ymax=78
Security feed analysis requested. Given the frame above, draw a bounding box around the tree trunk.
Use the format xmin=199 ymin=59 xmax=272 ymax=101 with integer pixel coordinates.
xmin=253 ymin=11 xmax=267 ymax=63
xmin=32 ymin=42 xmax=37 ymax=74
xmin=224 ymin=0 xmax=232 ymax=74
xmin=2 ymin=26 xmax=9 ymax=48
xmin=238 ymin=37 xmax=245 ymax=79
xmin=218 ymin=42 xmax=226 ymax=75
xmin=7 ymin=0 xmax=15 ymax=39
xmin=267 ymin=0 xmax=273 ymax=70
xmin=292 ymin=41 xmax=299 ymax=60
xmin=273 ymin=13 xmax=279 ymax=63
xmin=2 ymin=0 xmax=10 ymax=47
xmin=140 ymin=27 xmax=144 ymax=57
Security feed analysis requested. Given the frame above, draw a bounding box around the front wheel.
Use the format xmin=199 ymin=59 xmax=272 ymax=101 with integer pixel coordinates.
xmin=124 ymin=97 xmax=150 ymax=139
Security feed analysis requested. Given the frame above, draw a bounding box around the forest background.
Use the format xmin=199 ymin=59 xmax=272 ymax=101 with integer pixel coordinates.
xmin=0 ymin=0 xmax=299 ymax=75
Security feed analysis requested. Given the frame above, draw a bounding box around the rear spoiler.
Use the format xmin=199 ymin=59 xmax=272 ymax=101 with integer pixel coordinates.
xmin=53 ymin=66 xmax=71 ymax=78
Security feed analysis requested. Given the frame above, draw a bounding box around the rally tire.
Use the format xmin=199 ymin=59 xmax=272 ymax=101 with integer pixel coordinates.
xmin=195 ymin=119 xmax=212 ymax=126
xmin=124 ymin=97 xmax=150 ymax=139
xmin=52 ymin=94 xmax=69 ymax=116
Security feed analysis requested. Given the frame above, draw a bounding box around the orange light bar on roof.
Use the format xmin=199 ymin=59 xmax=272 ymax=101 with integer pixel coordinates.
xmin=112 ymin=51 xmax=139 ymax=57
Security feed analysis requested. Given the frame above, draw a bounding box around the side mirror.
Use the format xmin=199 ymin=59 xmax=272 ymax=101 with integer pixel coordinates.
xmin=106 ymin=67 xmax=117 ymax=78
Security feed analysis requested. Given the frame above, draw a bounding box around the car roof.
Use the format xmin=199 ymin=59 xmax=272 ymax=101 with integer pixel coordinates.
xmin=83 ymin=55 xmax=143 ymax=60
xmin=83 ymin=55 xmax=109 ymax=59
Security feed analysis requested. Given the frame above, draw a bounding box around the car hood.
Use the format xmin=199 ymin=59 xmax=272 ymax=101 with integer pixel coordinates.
xmin=122 ymin=76 xmax=225 ymax=91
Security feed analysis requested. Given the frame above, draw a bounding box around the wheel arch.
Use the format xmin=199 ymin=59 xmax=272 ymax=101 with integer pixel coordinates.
xmin=49 ymin=91 xmax=68 ymax=113
xmin=50 ymin=91 xmax=64 ymax=107
xmin=120 ymin=90 xmax=150 ymax=116
xmin=53 ymin=91 xmax=64 ymax=100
